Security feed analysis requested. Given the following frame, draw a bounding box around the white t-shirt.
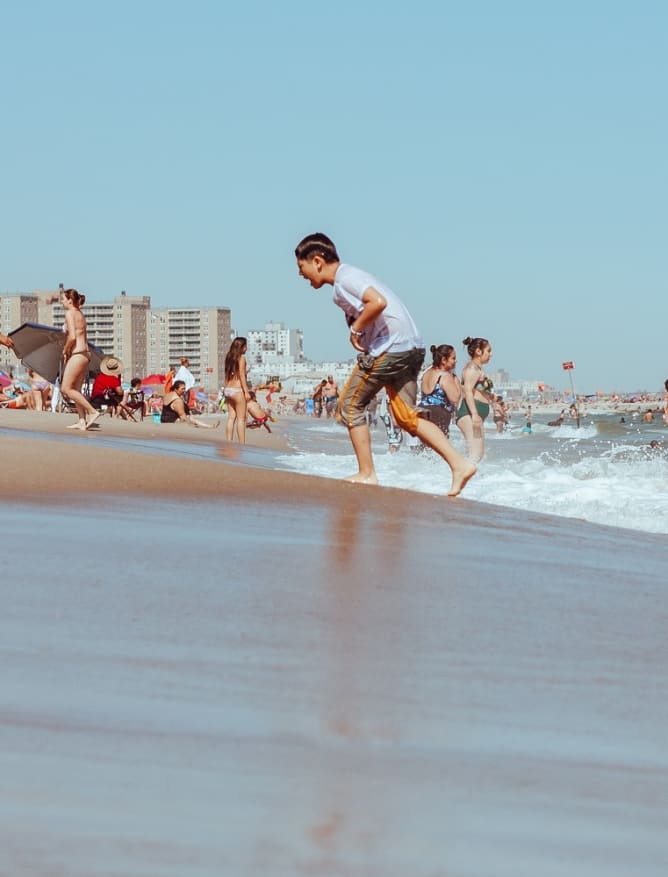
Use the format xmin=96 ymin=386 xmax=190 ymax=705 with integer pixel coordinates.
xmin=332 ymin=263 xmax=423 ymax=356
xmin=174 ymin=365 xmax=195 ymax=391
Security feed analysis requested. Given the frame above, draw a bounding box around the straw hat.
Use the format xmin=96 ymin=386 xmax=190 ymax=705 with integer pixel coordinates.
xmin=100 ymin=355 xmax=123 ymax=376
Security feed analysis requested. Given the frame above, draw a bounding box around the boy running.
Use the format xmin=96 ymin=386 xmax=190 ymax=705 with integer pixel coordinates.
xmin=295 ymin=233 xmax=476 ymax=496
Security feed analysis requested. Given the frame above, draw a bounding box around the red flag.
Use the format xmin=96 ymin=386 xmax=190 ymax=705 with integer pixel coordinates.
xmin=562 ymin=361 xmax=574 ymax=370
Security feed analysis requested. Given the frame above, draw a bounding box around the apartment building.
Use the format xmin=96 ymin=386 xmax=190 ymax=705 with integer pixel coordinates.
xmin=0 ymin=293 xmax=39 ymax=370
xmin=148 ymin=306 xmax=231 ymax=391
xmin=3 ymin=288 xmax=230 ymax=390
xmin=246 ymin=321 xmax=304 ymax=371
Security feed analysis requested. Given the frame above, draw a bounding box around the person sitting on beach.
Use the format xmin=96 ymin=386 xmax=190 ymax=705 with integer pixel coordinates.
xmin=90 ymin=356 xmax=124 ymax=417
xmin=224 ymin=337 xmax=251 ymax=443
xmin=246 ymin=390 xmax=273 ymax=433
xmin=122 ymin=377 xmax=147 ymax=419
xmin=295 ymin=232 xmax=475 ymax=496
xmin=455 ymin=336 xmax=494 ymax=462
xmin=5 ymin=389 xmax=32 ymax=409
xmin=160 ymin=380 xmax=220 ymax=429
xmin=418 ymin=344 xmax=460 ymax=438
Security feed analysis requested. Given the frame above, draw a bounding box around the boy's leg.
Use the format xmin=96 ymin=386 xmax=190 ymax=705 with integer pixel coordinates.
xmin=347 ymin=424 xmax=377 ymax=483
xmin=337 ymin=359 xmax=386 ymax=483
xmin=413 ymin=417 xmax=476 ymax=496
xmin=387 ymin=349 xmax=476 ymax=497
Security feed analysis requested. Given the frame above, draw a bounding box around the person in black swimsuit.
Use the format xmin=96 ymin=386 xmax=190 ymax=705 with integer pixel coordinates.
xmin=160 ymin=381 xmax=220 ymax=428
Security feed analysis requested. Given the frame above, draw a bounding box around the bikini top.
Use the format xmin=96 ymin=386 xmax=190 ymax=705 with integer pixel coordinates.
xmin=469 ymin=364 xmax=493 ymax=394
xmin=475 ymin=375 xmax=494 ymax=394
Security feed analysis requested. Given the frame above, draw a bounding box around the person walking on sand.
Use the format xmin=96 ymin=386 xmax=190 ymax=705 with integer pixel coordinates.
xmin=295 ymin=233 xmax=476 ymax=496
xmin=224 ymin=336 xmax=251 ymax=443
xmin=60 ymin=288 xmax=102 ymax=431
xmin=455 ymin=337 xmax=494 ymax=462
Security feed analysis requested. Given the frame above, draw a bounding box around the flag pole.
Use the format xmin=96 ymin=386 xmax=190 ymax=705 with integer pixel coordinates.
xmin=562 ymin=361 xmax=580 ymax=428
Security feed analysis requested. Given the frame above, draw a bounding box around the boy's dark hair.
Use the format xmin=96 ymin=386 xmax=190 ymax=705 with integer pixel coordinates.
xmin=295 ymin=233 xmax=339 ymax=263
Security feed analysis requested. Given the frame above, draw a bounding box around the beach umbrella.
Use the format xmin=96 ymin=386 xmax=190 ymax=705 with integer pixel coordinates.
xmin=8 ymin=322 xmax=105 ymax=384
xmin=141 ymin=373 xmax=165 ymax=386
xmin=0 ymin=371 xmax=12 ymax=389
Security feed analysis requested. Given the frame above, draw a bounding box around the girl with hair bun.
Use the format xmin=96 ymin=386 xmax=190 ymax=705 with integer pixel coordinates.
xmin=60 ymin=288 xmax=101 ymax=430
xmin=455 ymin=336 xmax=494 ymax=462
xmin=418 ymin=344 xmax=460 ymax=437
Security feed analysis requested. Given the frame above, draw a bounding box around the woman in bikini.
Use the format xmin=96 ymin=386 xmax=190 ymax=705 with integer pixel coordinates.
xmin=60 ymin=288 xmax=102 ymax=431
xmin=455 ymin=336 xmax=494 ymax=463
xmin=418 ymin=344 xmax=461 ymax=438
xmin=224 ymin=337 xmax=251 ymax=443
xmin=28 ymin=369 xmax=51 ymax=411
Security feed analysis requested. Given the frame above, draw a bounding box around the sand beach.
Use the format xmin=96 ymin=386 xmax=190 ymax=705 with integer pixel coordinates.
xmin=1 ymin=410 xmax=667 ymax=876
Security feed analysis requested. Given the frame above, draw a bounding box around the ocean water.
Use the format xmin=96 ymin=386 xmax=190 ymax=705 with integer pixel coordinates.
xmin=277 ymin=412 xmax=668 ymax=535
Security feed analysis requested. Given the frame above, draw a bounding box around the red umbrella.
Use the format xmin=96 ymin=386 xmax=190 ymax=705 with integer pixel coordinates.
xmin=0 ymin=371 xmax=12 ymax=388
xmin=141 ymin=373 xmax=165 ymax=388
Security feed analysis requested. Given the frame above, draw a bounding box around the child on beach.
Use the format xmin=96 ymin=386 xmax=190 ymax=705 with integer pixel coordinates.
xmin=246 ymin=390 xmax=274 ymax=433
xmin=295 ymin=233 xmax=476 ymax=496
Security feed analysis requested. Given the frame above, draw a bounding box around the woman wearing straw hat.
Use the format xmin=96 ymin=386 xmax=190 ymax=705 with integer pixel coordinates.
xmin=90 ymin=355 xmax=124 ymax=417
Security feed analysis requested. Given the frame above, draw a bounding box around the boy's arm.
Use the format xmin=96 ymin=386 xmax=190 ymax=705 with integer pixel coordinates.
xmin=348 ymin=286 xmax=387 ymax=352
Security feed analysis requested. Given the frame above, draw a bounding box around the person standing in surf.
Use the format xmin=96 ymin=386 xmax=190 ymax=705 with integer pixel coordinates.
xmin=60 ymin=288 xmax=102 ymax=431
xmin=455 ymin=336 xmax=494 ymax=462
xmin=295 ymin=233 xmax=476 ymax=497
xmin=223 ymin=336 xmax=251 ymax=443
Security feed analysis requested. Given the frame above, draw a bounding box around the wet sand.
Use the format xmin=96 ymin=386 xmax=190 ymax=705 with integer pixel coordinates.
xmin=1 ymin=412 xmax=667 ymax=876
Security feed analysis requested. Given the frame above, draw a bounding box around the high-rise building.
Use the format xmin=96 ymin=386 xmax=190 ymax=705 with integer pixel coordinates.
xmin=246 ymin=321 xmax=304 ymax=370
xmin=148 ymin=306 xmax=231 ymax=391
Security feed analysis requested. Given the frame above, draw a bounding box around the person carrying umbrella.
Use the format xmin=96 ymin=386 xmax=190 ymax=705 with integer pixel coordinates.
xmin=60 ymin=288 xmax=102 ymax=431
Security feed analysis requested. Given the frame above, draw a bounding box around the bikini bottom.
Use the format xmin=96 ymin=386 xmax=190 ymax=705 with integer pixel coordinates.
xmin=456 ymin=399 xmax=490 ymax=422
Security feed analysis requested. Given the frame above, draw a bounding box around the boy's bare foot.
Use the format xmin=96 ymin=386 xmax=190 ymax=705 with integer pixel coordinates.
xmin=447 ymin=463 xmax=477 ymax=497
xmin=85 ymin=411 xmax=102 ymax=430
xmin=344 ymin=472 xmax=378 ymax=485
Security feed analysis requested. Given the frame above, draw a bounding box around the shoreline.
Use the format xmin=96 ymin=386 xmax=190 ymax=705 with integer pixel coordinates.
xmin=1 ymin=410 xmax=664 ymax=547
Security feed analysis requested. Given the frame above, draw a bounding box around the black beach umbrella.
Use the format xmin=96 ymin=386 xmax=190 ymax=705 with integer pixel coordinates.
xmin=8 ymin=322 xmax=105 ymax=384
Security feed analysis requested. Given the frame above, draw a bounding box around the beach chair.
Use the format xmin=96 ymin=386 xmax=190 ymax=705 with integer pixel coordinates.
xmin=123 ymin=390 xmax=145 ymax=422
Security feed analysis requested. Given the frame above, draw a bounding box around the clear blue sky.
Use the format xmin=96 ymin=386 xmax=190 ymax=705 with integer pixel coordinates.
xmin=1 ymin=1 xmax=666 ymax=392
